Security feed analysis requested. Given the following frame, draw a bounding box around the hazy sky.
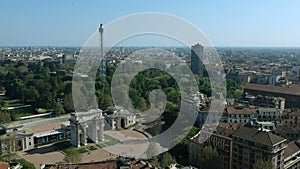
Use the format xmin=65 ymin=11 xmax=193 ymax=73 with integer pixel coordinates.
xmin=1 ymin=0 xmax=300 ymax=47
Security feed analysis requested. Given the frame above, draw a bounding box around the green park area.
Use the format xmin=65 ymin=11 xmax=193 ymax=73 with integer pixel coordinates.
xmin=103 ymin=134 xmax=120 ymax=146
xmin=95 ymin=134 xmax=120 ymax=148
xmin=0 ymin=98 xmax=35 ymax=121
xmin=96 ymin=134 xmax=120 ymax=148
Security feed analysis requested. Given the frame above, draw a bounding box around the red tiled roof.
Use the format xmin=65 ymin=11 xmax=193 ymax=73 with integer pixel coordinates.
xmin=225 ymin=106 xmax=256 ymax=115
xmin=244 ymin=83 xmax=300 ymax=96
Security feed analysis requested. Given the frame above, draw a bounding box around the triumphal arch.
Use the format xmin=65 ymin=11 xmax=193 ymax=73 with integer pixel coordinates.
xmin=69 ymin=109 xmax=105 ymax=147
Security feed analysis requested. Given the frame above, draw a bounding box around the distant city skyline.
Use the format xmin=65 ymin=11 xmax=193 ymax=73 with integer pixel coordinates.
xmin=1 ymin=0 xmax=300 ymax=47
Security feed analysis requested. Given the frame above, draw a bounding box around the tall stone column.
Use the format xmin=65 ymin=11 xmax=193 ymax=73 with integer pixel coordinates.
xmin=93 ymin=117 xmax=98 ymax=143
xmin=70 ymin=113 xmax=81 ymax=147
xmin=76 ymin=123 xmax=81 ymax=147
xmin=98 ymin=117 xmax=105 ymax=142
xmin=81 ymin=124 xmax=88 ymax=146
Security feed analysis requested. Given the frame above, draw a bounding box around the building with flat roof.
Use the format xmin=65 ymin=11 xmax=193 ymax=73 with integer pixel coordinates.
xmin=244 ymin=83 xmax=300 ymax=108
xmin=191 ymin=43 xmax=204 ymax=76
xmin=34 ymin=129 xmax=67 ymax=146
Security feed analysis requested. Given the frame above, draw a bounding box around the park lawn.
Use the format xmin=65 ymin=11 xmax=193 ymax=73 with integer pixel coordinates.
xmin=77 ymin=148 xmax=88 ymax=154
xmin=88 ymin=145 xmax=97 ymax=151
xmin=96 ymin=143 xmax=106 ymax=148
xmin=104 ymin=134 xmax=120 ymax=146
xmin=3 ymin=99 xmax=23 ymax=107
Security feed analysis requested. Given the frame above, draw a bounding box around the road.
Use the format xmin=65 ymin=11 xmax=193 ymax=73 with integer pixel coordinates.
xmin=20 ymin=114 xmax=71 ymax=128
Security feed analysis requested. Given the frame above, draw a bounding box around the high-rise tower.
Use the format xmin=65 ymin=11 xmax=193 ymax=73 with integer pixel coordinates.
xmin=99 ymin=24 xmax=106 ymax=77
xmin=191 ymin=43 xmax=204 ymax=77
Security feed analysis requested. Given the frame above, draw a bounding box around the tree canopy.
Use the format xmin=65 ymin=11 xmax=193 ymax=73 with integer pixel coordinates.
xmin=63 ymin=148 xmax=82 ymax=163
xmin=199 ymin=146 xmax=222 ymax=169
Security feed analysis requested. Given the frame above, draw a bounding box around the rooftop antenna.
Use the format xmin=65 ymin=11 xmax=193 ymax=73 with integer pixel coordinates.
xmin=99 ymin=23 xmax=106 ymax=77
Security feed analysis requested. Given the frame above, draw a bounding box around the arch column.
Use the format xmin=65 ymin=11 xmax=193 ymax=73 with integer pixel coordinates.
xmin=98 ymin=118 xmax=105 ymax=142
xmin=81 ymin=123 xmax=88 ymax=146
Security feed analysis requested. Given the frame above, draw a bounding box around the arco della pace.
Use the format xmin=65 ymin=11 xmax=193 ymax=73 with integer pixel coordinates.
xmin=69 ymin=109 xmax=105 ymax=147
xmin=69 ymin=107 xmax=136 ymax=147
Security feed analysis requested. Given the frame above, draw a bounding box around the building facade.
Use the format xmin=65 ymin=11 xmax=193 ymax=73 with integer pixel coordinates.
xmin=103 ymin=107 xmax=136 ymax=130
xmin=191 ymin=43 xmax=204 ymax=76
xmin=0 ymin=123 xmax=34 ymax=155
xmin=283 ymin=141 xmax=300 ymax=169
xmin=256 ymin=107 xmax=283 ymax=124
xmin=232 ymin=127 xmax=287 ymax=169
xmin=189 ymin=123 xmax=240 ymax=169
xmin=282 ymin=109 xmax=300 ymax=127
xmin=221 ymin=105 xmax=256 ymax=123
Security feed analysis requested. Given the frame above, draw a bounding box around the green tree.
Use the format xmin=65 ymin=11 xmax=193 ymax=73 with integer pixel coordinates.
xmin=63 ymin=148 xmax=82 ymax=163
xmin=253 ymin=159 xmax=273 ymax=169
xmin=226 ymin=78 xmax=244 ymax=99
xmin=234 ymin=88 xmax=243 ymax=99
xmin=197 ymin=77 xmax=211 ymax=97
xmin=54 ymin=102 xmax=65 ymax=116
xmin=169 ymin=127 xmax=200 ymax=165
xmin=150 ymin=156 xmax=160 ymax=168
xmin=200 ymin=146 xmax=222 ymax=169
xmin=0 ymin=110 xmax=12 ymax=124
xmin=160 ymin=152 xmax=176 ymax=168
xmin=14 ymin=159 xmax=36 ymax=169
xmin=64 ymin=93 xmax=74 ymax=112
xmin=162 ymin=102 xmax=179 ymax=130
xmin=23 ymin=86 xmax=39 ymax=103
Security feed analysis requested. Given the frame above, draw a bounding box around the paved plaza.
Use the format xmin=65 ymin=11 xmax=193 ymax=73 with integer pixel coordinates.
xmin=103 ymin=130 xmax=150 ymax=158
xmin=18 ymin=144 xmax=65 ymax=169
xmin=18 ymin=129 xmax=150 ymax=168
